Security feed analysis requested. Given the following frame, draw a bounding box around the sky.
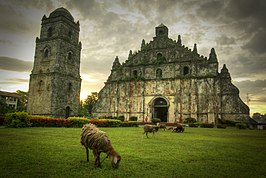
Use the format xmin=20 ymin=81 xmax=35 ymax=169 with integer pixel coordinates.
xmin=0 ymin=0 xmax=266 ymax=115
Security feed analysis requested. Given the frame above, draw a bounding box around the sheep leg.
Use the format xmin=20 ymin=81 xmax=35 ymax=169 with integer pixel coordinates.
xmin=93 ymin=149 xmax=101 ymax=168
xmin=86 ymin=147 xmax=89 ymax=162
xmin=146 ymin=132 xmax=149 ymax=138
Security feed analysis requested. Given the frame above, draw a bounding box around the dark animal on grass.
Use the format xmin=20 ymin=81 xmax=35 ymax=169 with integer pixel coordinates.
xmin=80 ymin=123 xmax=121 ymax=168
xmin=157 ymin=123 xmax=167 ymax=131
xmin=172 ymin=124 xmax=184 ymax=133
xmin=143 ymin=124 xmax=159 ymax=138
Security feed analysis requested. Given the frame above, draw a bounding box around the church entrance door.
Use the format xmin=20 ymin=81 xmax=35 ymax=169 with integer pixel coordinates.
xmin=65 ymin=106 xmax=70 ymax=118
xmin=153 ymin=98 xmax=168 ymax=122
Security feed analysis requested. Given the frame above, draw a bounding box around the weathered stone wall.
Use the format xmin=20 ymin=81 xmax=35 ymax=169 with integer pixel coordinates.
xmin=93 ymin=24 xmax=249 ymax=123
xmin=27 ymin=8 xmax=81 ymax=118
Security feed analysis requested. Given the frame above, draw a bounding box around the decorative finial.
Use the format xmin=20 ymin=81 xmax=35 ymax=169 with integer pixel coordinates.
xmin=177 ymin=35 xmax=182 ymax=45
xmin=141 ymin=39 xmax=145 ymax=49
xmin=209 ymin=48 xmax=217 ymax=61
xmin=193 ymin=43 xmax=197 ymax=53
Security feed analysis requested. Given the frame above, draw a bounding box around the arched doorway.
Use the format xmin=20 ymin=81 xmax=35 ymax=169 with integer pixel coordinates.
xmin=153 ymin=98 xmax=168 ymax=122
xmin=65 ymin=106 xmax=70 ymax=118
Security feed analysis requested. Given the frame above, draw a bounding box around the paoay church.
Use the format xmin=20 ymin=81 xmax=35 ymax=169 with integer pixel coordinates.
xmin=27 ymin=7 xmax=249 ymax=122
xmin=93 ymin=24 xmax=249 ymax=123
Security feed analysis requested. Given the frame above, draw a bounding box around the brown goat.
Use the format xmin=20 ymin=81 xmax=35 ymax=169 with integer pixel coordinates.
xmin=143 ymin=124 xmax=159 ymax=138
xmin=80 ymin=124 xmax=121 ymax=168
xmin=157 ymin=123 xmax=167 ymax=131
xmin=172 ymin=124 xmax=185 ymax=133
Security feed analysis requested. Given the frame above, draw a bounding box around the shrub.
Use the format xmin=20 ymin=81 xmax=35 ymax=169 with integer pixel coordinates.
xmin=117 ymin=116 xmax=125 ymax=122
xmin=30 ymin=118 xmax=71 ymax=127
xmin=89 ymin=119 xmax=122 ymax=127
xmin=121 ymin=121 xmax=139 ymax=127
xmin=201 ymin=123 xmax=214 ymax=128
xmin=184 ymin=117 xmax=196 ymax=124
xmin=151 ymin=118 xmax=161 ymax=124
xmin=67 ymin=117 xmax=89 ymax=127
xmin=194 ymin=122 xmax=204 ymax=127
xmin=236 ymin=122 xmax=247 ymax=129
xmin=219 ymin=119 xmax=236 ymax=126
xmin=129 ymin=116 xmax=138 ymax=121
xmin=217 ymin=124 xmax=227 ymax=129
xmin=188 ymin=123 xmax=197 ymax=127
xmin=4 ymin=112 xmax=31 ymax=128
xmin=0 ymin=115 xmax=5 ymax=125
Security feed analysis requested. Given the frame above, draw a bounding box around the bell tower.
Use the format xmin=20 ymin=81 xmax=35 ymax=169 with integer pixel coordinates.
xmin=27 ymin=7 xmax=82 ymax=118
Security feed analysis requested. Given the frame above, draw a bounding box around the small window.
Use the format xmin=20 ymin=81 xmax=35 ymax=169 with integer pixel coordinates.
xmin=156 ymin=69 xmax=162 ymax=79
xmin=133 ymin=70 xmax=138 ymax=79
xmin=38 ymin=80 xmax=44 ymax=90
xmin=67 ymin=52 xmax=72 ymax=60
xmin=44 ymin=49 xmax=49 ymax=57
xmin=47 ymin=27 xmax=52 ymax=37
xmin=183 ymin=66 xmax=189 ymax=75
xmin=157 ymin=53 xmax=162 ymax=60
xmin=68 ymin=83 xmax=72 ymax=92
xmin=68 ymin=31 xmax=72 ymax=38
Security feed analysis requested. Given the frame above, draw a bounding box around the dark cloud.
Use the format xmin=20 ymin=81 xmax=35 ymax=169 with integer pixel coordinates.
xmin=0 ymin=78 xmax=29 ymax=84
xmin=242 ymin=30 xmax=266 ymax=54
xmin=215 ymin=34 xmax=236 ymax=46
xmin=0 ymin=56 xmax=32 ymax=72
xmin=227 ymin=55 xmax=266 ymax=79
xmin=234 ymin=80 xmax=266 ymax=102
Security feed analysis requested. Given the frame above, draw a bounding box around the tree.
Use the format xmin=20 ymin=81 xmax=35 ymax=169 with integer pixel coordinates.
xmin=16 ymin=90 xmax=28 ymax=112
xmin=83 ymin=92 xmax=98 ymax=117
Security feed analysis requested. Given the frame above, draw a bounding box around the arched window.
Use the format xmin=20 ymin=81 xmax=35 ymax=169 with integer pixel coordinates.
xmin=157 ymin=53 xmax=162 ymax=60
xmin=183 ymin=66 xmax=189 ymax=75
xmin=47 ymin=27 xmax=52 ymax=37
xmin=133 ymin=70 xmax=138 ymax=79
xmin=44 ymin=49 xmax=49 ymax=57
xmin=38 ymin=80 xmax=44 ymax=91
xmin=67 ymin=52 xmax=72 ymax=60
xmin=156 ymin=68 xmax=162 ymax=79
xmin=68 ymin=31 xmax=72 ymax=38
xmin=68 ymin=82 xmax=72 ymax=92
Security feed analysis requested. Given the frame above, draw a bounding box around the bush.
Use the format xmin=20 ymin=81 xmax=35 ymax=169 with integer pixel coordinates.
xmin=151 ymin=118 xmax=161 ymax=124
xmin=219 ymin=119 xmax=236 ymax=126
xmin=121 ymin=121 xmax=139 ymax=127
xmin=117 ymin=116 xmax=125 ymax=122
xmin=194 ymin=122 xmax=204 ymax=127
xmin=129 ymin=116 xmax=138 ymax=121
xmin=67 ymin=117 xmax=89 ymax=127
xmin=184 ymin=118 xmax=196 ymax=124
xmin=188 ymin=123 xmax=197 ymax=127
xmin=236 ymin=122 xmax=247 ymax=129
xmin=217 ymin=124 xmax=227 ymax=129
xmin=4 ymin=112 xmax=31 ymax=128
xmin=201 ymin=123 xmax=214 ymax=128
xmin=89 ymin=119 xmax=121 ymax=127
xmin=30 ymin=118 xmax=71 ymax=127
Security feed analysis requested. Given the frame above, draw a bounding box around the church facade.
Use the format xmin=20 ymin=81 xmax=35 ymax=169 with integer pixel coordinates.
xmin=93 ymin=24 xmax=249 ymax=123
xmin=27 ymin=8 xmax=82 ymax=118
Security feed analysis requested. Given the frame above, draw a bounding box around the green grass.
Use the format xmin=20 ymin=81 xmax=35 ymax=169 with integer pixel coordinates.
xmin=1 ymin=127 xmax=266 ymax=178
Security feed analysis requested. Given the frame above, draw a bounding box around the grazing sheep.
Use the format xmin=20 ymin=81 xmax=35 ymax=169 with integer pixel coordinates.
xmin=172 ymin=124 xmax=185 ymax=133
xmin=143 ymin=124 xmax=159 ymax=138
xmin=80 ymin=123 xmax=121 ymax=168
xmin=157 ymin=123 xmax=167 ymax=131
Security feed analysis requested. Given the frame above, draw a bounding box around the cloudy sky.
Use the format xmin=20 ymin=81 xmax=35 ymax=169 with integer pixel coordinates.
xmin=0 ymin=0 xmax=265 ymax=115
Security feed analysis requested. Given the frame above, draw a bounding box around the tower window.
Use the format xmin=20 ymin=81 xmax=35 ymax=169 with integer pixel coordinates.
xmin=67 ymin=52 xmax=72 ymax=60
xmin=183 ymin=66 xmax=189 ymax=75
xmin=38 ymin=80 xmax=44 ymax=91
xmin=47 ymin=27 xmax=53 ymax=37
xmin=133 ymin=70 xmax=138 ymax=79
xmin=156 ymin=68 xmax=162 ymax=79
xmin=68 ymin=82 xmax=72 ymax=92
xmin=68 ymin=31 xmax=72 ymax=38
xmin=157 ymin=53 xmax=162 ymax=60
xmin=44 ymin=49 xmax=49 ymax=57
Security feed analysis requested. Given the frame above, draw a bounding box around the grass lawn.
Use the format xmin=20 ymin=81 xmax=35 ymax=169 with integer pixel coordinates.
xmin=1 ymin=126 xmax=266 ymax=178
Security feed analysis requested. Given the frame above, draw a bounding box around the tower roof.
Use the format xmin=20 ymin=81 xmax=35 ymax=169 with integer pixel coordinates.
xmin=49 ymin=7 xmax=74 ymax=21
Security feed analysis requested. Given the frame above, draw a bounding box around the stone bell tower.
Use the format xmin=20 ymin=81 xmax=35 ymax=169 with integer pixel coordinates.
xmin=27 ymin=7 xmax=82 ymax=118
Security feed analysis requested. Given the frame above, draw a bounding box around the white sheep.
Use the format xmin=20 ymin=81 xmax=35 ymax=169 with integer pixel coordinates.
xmin=80 ymin=123 xmax=121 ymax=168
